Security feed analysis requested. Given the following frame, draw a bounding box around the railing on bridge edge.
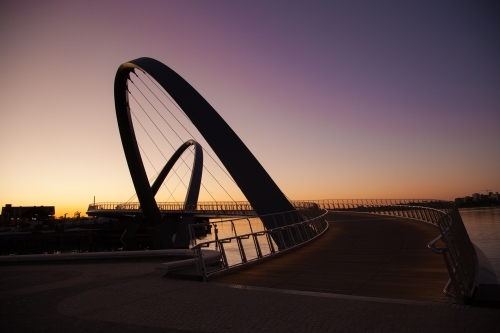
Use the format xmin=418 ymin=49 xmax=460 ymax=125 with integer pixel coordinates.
xmin=302 ymin=199 xmax=478 ymax=305
xmin=87 ymin=200 xmax=322 ymax=215
xmin=189 ymin=203 xmax=329 ymax=282
xmin=87 ymin=201 xmax=255 ymax=213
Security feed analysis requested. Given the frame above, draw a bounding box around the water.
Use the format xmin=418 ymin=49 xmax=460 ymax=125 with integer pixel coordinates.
xmin=460 ymin=208 xmax=500 ymax=283
xmin=195 ymin=218 xmax=277 ymax=266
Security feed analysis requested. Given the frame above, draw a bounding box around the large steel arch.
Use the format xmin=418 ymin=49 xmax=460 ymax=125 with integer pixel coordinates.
xmin=114 ymin=57 xmax=296 ymax=242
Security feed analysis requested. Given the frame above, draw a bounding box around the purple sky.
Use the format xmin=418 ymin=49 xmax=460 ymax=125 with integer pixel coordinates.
xmin=1 ymin=1 xmax=499 ymax=216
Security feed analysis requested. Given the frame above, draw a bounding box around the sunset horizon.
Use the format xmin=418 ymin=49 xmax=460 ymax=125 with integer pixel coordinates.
xmin=1 ymin=1 xmax=499 ymax=218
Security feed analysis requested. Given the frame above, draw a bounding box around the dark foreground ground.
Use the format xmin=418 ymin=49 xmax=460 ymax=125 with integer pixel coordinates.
xmin=1 ymin=213 xmax=499 ymax=332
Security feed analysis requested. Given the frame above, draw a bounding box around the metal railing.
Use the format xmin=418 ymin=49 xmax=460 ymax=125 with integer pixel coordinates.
xmin=298 ymin=198 xmax=451 ymax=211
xmin=87 ymin=200 xmax=319 ymax=215
xmin=301 ymin=199 xmax=478 ymax=304
xmin=189 ymin=205 xmax=328 ymax=281
xmin=87 ymin=201 xmax=255 ymax=212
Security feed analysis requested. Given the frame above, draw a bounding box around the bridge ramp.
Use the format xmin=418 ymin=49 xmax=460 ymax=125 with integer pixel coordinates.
xmin=213 ymin=212 xmax=452 ymax=303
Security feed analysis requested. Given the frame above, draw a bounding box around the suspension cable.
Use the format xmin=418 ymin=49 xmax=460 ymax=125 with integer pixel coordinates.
xmin=129 ymin=81 xmax=196 ymax=180
xmin=164 ymin=165 xmax=191 ymax=202
xmin=136 ymin=71 xmax=238 ymax=185
xmin=129 ymin=109 xmax=188 ymax=191
xmin=129 ymin=83 xmax=219 ymax=203
xmin=139 ymin=144 xmax=179 ymax=202
xmin=129 ymin=79 xmax=184 ymax=143
xmin=129 ymin=76 xmax=233 ymax=202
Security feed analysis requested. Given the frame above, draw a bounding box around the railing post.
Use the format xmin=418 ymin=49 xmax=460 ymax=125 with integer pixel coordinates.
xmin=253 ymin=234 xmax=263 ymax=258
xmin=287 ymin=227 xmax=296 ymax=246
xmin=236 ymin=237 xmax=247 ymax=263
xmin=295 ymin=225 xmax=304 ymax=243
xmin=266 ymin=231 xmax=276 ymax=254
xmin=314 ymin=218 xmax=321 ymax=235
xmin=194 ymin=246 xmax=207 ymax=281
xmin=247 ymin=218 xmax=254 ymax=233
xmin=219 ymin=241 xmax=229 ymax=269
xmin=302 ymin=222 xmax=311 ymax=240
xmin=278 ymin=229 xmax=286 ymax=249
xmin=230 ymin=220 xmax=237 ymax=237
xmin=189 ymin=224 xmax=196 ymax=247
xmin=212 ymin=223 xmax=219 ymax=250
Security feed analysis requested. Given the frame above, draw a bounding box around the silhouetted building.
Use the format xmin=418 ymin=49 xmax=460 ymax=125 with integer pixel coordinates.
xmin=454 ymin=192 xmax=499 ymax=208
xmin=1 ymin=204 xmax=55 ymax=221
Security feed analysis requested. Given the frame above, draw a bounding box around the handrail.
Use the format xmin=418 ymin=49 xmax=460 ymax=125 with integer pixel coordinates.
xmin=87 ymin=201 xmax=255 ymax=212
xmin=87 ymin=200 xmax=318 ymax=213
xmin=301 ymin=199 xmax=478 ymax=305
xmin=187 ymin=206 xmax=320 ymax=247
xmin=427 ymin=234 xmax=444 ymax=254
xmin=190 ymin=208 xmax=328 ymax=281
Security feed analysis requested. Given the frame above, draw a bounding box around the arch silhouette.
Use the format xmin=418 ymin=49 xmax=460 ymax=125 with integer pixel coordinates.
xmin=114 ymin=57 xmax=296 ymax=247
xmin=150 ymin=140 xmax=203 ymax=210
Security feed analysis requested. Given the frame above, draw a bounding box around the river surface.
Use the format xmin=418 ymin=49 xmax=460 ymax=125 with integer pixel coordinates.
xmin=460 ymin=207 xmax=500 ymax=283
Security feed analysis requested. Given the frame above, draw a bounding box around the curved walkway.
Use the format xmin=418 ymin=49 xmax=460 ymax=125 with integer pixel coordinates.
xmin=213 ymin=212 xmax=452 ymax=302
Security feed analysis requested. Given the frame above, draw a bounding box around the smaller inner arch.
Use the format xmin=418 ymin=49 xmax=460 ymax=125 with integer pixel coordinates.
xmin=151 ymin=140 xmax=203 ymax=211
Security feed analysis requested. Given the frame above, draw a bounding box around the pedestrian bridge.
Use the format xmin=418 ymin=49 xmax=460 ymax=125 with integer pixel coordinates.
xmin=86 ymin=198 xmax=454 ymax=218
xmin=81 ymin=57 xmax=486 ymax=305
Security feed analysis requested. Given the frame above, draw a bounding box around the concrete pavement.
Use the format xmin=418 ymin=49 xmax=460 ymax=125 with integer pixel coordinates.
xmin=1 ymin=261 xmax=499 ymax=332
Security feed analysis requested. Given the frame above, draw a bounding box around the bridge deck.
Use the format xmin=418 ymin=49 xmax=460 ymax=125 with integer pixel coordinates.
xmin=212 ymin=212 xmax=453 ymax=303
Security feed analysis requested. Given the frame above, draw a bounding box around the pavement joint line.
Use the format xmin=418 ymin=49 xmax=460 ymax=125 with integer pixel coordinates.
xmin=326 ymin=219 xmax=392 ymax=222
xmin=211 ymin=282 xmax=463 ymax=308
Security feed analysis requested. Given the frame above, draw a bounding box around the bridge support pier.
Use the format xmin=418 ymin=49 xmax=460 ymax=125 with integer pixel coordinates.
xmin=173 ymin=215 xmax=194 ymax=249
xmin=120 ymin=221 xmax=139 ymax=250
xmin=148 ymin=221 xmax=174 ymax=249
xmin=146 ymin=214 xmax=194 ymax=249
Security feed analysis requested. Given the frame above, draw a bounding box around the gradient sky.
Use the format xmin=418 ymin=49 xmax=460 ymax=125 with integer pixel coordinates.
xmin=1 ymin=1 xmax=499 ymax=217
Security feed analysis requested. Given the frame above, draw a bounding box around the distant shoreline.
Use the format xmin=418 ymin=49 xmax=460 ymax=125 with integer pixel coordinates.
xmin=456 ymin=200 xmax=499 ymax=209
xmin=459 ymin=206 xmax=500 ymax=211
